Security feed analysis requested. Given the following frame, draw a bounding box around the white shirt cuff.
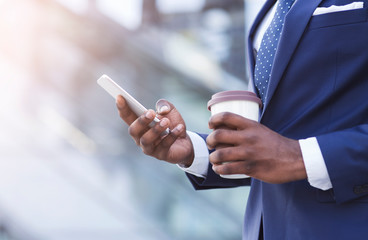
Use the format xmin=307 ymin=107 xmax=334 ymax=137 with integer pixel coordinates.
xmin=177 ymin=131 xmax=209 ymax=178
xmin=299 ymin=137 xmax=333 ymax=190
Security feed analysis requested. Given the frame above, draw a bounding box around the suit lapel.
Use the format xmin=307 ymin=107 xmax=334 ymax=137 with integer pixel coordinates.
xmin=257 ymin=0 xmax=323 ymax=118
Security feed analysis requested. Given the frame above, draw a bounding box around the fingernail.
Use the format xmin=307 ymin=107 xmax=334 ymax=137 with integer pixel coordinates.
xmin=116 ymin=97 xmax=122 ymax=107
xmin=160 ymin=118 xmax=168 ymax=127
xmin=175 ymin=124 xmax=184 ymax=132
xmin=145 ymin=111 xmax=154 ymax=119
xmin=158 ymin=105 xmax=169 ymax=114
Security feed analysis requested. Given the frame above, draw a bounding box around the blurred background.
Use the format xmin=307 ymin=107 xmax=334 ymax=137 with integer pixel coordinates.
xmin=0 ymin=0 xmax=263 ymax=239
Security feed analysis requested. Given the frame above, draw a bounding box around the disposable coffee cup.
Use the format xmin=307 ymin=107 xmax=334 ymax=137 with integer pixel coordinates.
xmin=207 ymin=90 xmax=262 ymax=179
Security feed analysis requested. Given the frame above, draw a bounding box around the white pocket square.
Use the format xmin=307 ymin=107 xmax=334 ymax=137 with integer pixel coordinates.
xmin=313 ymin=2 xmax=364 ymax=16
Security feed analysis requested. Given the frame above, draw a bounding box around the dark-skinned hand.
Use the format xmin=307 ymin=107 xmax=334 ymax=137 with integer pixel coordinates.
xmin=116 ymin=95 xmax=194 ymax=167
xmin=206 ymin=112 xmax=307 ymax=184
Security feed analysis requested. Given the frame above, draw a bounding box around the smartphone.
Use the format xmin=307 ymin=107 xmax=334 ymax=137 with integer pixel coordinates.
xmin=97 ymin=74 xmax=170 ymax=134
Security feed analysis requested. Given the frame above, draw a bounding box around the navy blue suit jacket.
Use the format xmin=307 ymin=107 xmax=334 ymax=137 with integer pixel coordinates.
xmin=187 ymin=0 xmax=368 ymax=239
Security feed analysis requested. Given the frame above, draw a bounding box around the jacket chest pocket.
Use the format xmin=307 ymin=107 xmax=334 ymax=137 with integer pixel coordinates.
xmin=309 ymin=7 xmax=368 ymax=29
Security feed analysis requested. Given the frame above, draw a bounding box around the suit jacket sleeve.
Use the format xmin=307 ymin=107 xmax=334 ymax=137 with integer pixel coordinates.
xmin=317 ymin=125 xmax=368 ymax=204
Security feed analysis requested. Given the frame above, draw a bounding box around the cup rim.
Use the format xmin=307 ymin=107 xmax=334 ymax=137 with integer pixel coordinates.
xmin=207 ymin=90 xmax=262 ymax=111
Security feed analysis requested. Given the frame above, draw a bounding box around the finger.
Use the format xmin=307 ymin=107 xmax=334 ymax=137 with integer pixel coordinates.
xmin=212 ymin=159 xmax=257 ymax=177
xmin=129 ymin=109 xmax=156 ymax=145
xmin=156 ymin=99 xmax=176 ymax=115
xmin=208 ymin=112 xmax=256 ymax=130
xmin=116 ymin=95 xmax=138 ymax=125
xmin=140 ymin=118 xmax=171 ymax=154
xmin=154 ymin=124 xmax=185 ymax=160
xmin=206 ymin=129 xmax=238 ymax=149
xmin=209 ymin=146 xmax=248 ymax=165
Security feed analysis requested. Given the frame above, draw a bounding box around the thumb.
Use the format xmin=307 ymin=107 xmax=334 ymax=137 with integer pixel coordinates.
xmin=156 ymin=99 xmax=175 ymax=115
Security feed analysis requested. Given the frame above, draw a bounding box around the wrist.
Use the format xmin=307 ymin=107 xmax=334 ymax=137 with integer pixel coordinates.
xmin=179 ymin=136 xmax=194 ymax=167
xmin=289 ymin=139 xmax=307 ymax=181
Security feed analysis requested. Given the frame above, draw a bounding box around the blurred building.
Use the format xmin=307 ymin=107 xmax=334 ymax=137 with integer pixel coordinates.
xmin=0 ymin=0 xmax=262 ymax=239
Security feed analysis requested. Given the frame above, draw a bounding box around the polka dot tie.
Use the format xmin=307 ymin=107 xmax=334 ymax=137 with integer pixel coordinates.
xmin=254 ymin=0 xmax=295 ymax=104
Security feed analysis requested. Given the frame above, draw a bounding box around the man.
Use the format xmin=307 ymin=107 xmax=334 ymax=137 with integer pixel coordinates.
xmin=116 ymin=0 xmax=368 ymax=239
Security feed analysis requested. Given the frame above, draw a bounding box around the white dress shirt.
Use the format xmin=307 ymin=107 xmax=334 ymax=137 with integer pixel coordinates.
xmin=179 ymin=0 xmax=332 ymax=191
